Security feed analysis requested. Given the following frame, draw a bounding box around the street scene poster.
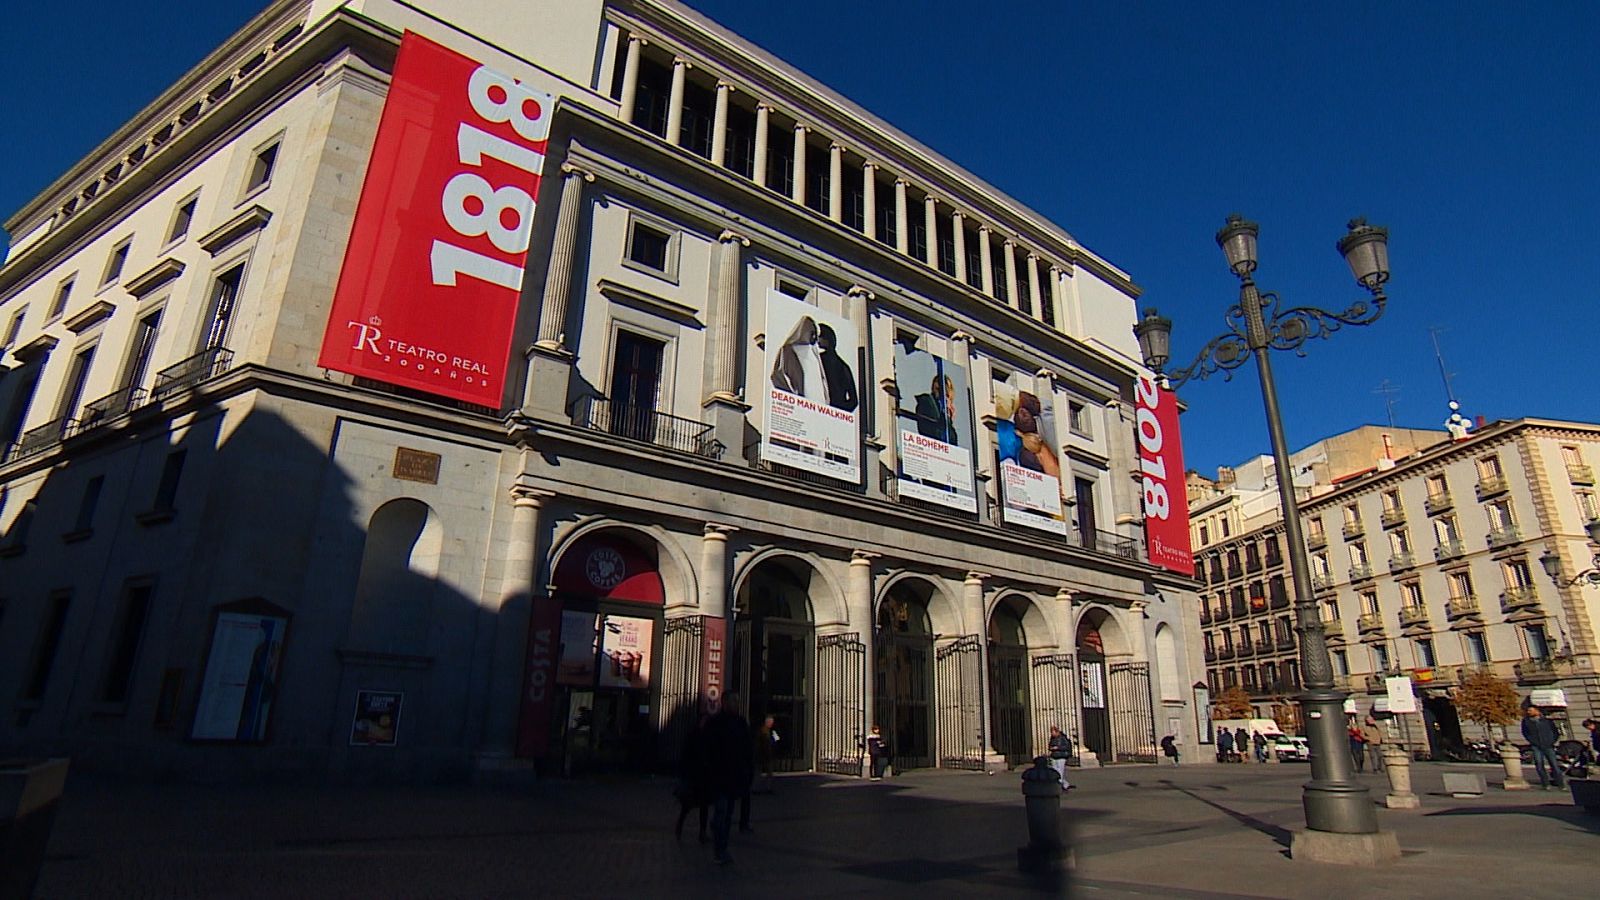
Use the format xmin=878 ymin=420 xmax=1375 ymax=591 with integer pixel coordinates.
xmin=992 ymin=373 xmax=1066 ymax=533
xmin=761 ymin=290 xmax=861 ymax=483
xmin=893 ymin=336 xmax=976 ymax=511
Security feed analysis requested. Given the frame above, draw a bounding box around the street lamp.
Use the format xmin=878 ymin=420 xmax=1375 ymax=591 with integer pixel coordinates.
xmin=1538 ymin=519 xmax=1600 ymax=586
xmin=1134 ymin=214 xmax=1390 ymax=841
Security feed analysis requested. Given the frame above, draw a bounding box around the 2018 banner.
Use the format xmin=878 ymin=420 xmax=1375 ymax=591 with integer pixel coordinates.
xmin=760 ymin=291 xmax=861 ymax=482
xmin=318 ymin=32 xmax=554 ymax=407
xmin=893 ymin=339 xmax=976 ymax=511
xmin=1136 ymin=374 xmax=1194 ymax=574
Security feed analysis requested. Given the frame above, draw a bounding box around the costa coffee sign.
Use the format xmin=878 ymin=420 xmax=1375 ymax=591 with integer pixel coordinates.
xmin=319 ymin=32 xmax=554 ymax=406
xmin=1136 ymin=374 xmax=1194 ymax=575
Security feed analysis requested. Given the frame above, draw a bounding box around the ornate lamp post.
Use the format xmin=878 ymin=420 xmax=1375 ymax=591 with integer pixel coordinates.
xmin=1539 ymin=519 xmax=1600 ymax=586
xmin=1134 ymin=215 xmax=1391 ymax=843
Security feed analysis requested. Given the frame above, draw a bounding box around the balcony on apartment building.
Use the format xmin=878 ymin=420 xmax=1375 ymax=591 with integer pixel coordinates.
xmin=1380 ymin=507 xmax=1407 ymax=529
xmin=1388 ymin=552 xmax=1417 ymax=574
xmin=1486 ymin=525 xmax=1521 ymax=550
xmin=1513 ymin=657 xmax=1562 ymax=685
xmin=1424 ymin=490 xmax=1453 ymax=515
xmin=1475 ymin=473 xmax=1509 ymax=501
xmin=1445 ymin=595 xmax=1482 ymax=620
xmin=1398 ymin=604 xmax=1430 ymax=628
xmin=1434 ymin=538 xmax=1466 ymax=562
xmin=1311 ymin=573 xmax=1336 ymax=593
xmin=1307 ymin=530 xmax=1329 ymax=550
xmin=1499 ymin=585 xmax=1541 ymax=615
xmin=1349 ymin=563 xmax=1375 ymax=583
xmin=1341 ymin=520 xmax=1365 ymax=540
xmin=1357 ymin=612 xmax=1386 ymax=635
xmin=1569 ymin=463 xmax=1596 ymax=486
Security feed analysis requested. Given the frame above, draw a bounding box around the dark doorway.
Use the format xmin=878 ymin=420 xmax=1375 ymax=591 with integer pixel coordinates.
xmin=877 ymin=586 xmax=934 ymax=771
xmin=1423 ymin=694 xmax=1465 ymax=759
xmin=1077 ymin=618 xmax=1110 ymax=760
xmin=735 ymin=562 xmax=814 ymax=772
xmin=1074 ymin=477 xmax=1098 ymax=550
xmin=988 ymin=599 xmax=1033 ymax=767
xmin=608 ymin=331 xmax=664 ymax=442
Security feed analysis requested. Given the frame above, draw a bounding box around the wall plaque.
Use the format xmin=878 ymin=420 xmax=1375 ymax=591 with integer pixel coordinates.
xmin=393 ymin=447 xmax=441 ymax=484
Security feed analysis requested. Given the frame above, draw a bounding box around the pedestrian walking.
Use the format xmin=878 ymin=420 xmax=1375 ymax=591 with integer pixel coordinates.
xmin=1584 ymin=719 xmax=1599 ymax=760
xmin=673 ymin=715 xmax=711 ymax=843
xmin=1234 ymin=728 xmax=1249 ymax=763
xmin=1160 ymin=734 xmax=1180 ymax=766
xmin=1252 ymin=731 xmax=1268 ymax=764
xmin=866 ymin=725 xmax=890 ymax=780
xmin=753 ymin=715 xmax=778 ymax=795
xmin=1217 ymin=727 xmax=1234 ymax=763
xmin=1362 ymin=716 xmax=1386 ymax=772
xmin=704 ymin=694 xmax=754 ymax=864
xmin=1048 ymin=725 xmax=1074 ymax=789
xmin=1521 ymin=706 xmax=1565 ymax=790
xmin=1348 ymin=720 xmax=1367 ymax=773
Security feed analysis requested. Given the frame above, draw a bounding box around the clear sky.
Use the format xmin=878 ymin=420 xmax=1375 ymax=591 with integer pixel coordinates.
xmin=4 ymin=2 xmax=1596 ymax=476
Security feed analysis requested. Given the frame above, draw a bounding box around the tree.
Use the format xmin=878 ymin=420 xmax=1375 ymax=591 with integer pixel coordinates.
xmin=1214 ymin=685 xmax=1254 ymax=720
xmin=1455 ymin=670 xmax=1520 ymax=743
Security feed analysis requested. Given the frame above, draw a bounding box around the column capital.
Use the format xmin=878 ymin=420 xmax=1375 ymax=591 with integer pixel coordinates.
xmin=1027 ymin=251 xmax=1040 ymax=263
xmin=1054 ymin=586 xmax=1078 ymax=604
xmin=703 ymin=522 xmax=739 ymax=540
xmin=949 ymin=329 xmax=974 ymax=344
xmin=924 ymin=194 xmax=941 ymax=205
xmin=879 ymin=375 xmax=900 ymax=397
xmin=1050 ymin=263 xmax=1065 ymax=278
xmin=793 ymin=121 xmax=811 ymax=133
xmin=851 ymin=549 xmax=881 ymax=564
xmin=509 ymin=484 xmax=556 ymax=507
xmin=1003 ymin=236 xmax=1017 ymax=249
xmin=715 ymin=79 xmax=735 ymax=91
xmin=965 ymin=571 xmax=991 ymax=586
xmin=846 ymin=284 xmax=876 ymax=301
xmin=672 ymin=56 xmax=693 ymax=69
xmin=718 ymin=229 xmax=751 ymax=247
xmin=894 ymin=177 xmax=909 ymax=188
xmin=1036 ymin=367 xmax=1058 ymax=383
xmin=977 ymin=224 xmax=992 ymax=235
xmin=559 ymin=162 xmax=597 ymax=183
xmin=1129 ymin=598 xmax=1149 ymax=615
xmin=830 ymin=141 xmax=846 ymax=153
xmin=627 ymin=35 xmax=649 ymax=47
xmin=950 ymin=209 xmax=965 ymax=221
xmin=862 ymin=160 xmax=880 ymax=172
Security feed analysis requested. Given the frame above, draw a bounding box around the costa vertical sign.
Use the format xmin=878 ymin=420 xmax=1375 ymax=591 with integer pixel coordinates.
xmin=1136 ymin=374 xmax=1194 ymax=574
xmin=318 ymin=32 xmax=553 ymax=407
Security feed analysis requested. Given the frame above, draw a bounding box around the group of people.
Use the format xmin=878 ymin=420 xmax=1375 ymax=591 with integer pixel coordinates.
xmin=672 ymin=696 xmax=779 ymax=866
xmin=1215 ymin=727 xmax=1272 ymax=763
xmin=1347 ymin=716 xmax=1386 ymax=772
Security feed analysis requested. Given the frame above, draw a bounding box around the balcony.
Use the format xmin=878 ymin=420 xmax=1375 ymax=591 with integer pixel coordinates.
xmin=1321 ymin=618 xmax=1346 ymax=641
xmin=1204 ymin=647 xmax=1216 ymax=663
xmin=1475 ymin=474 xmax=1509 ymax=500
xmin=1434 ymin=539 xmax=1466 ymax=562
xmin=1486 ymin=525 xmax=1521 ymax=550
xmin=1349 ymin=563 xmax=1374 ymax=583
xmin=1218 ymin=646 xmax=1237 ymax=660
xmin=78 ymin=385 xmax=146 ymax=431
xmin=1364 ymin=674 xmax=1389 ymax=692
xmin=1270 ymin=587 xmax=1290 ymax=610
xmin=1213 ymin=603 xmax=1232 ymax=622
xmin=1381 ymin=507 xmax=1407 ymax=529
xmin=1568 ymin=464 xmax=1595 ymax=486
xmin=1499 ymin=585 xmax=1540 ymax=614
xmin=1445 ymin=595 xmax=1481 ymax=620
xmin=1387 ymin=552 xmax=1417 ymax=573
xmin=1311 ymin=574 xmax=1335 ymax=593
xmin=574 ymin=397 xmax=723 ymax=460
xmin=1238 ymin=639 xmax=1255 ymax=655
xmin=1199 ymin=606 xmax=1213 ymax=625
xmin=1080 ymin=528 xmax=1141 ymax=561
xmin=1276 ymin=633 xmax=1297 ymax=651
xmin=150 ymin=347 xmax=234 ymax=400
xmin=1306 ymin=531 xmax=1329 ymax=550
xmin=1341 ymin=520 xmax=1365 ymax=540
xmin=1398 ymin=604 xmax=1430 ymax=628
xmin=1357 ymin=612 xmax=1385 ymax=635
xmin=9 ymin=417 xmax=74 ymax=462
xmin=1513 ymin=658 xmax=1561 ymax=685
xmin=1424 ymin=491 xmax=1453 ymax=515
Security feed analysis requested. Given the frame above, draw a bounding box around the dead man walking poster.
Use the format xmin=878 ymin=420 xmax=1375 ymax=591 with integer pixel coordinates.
xmin=761 ymin=290 xmax=860 ymax=482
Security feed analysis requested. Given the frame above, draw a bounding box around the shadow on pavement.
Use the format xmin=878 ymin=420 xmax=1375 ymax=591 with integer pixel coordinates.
xmin=1153 ymin=779 xmax=1294 ymax=849
xmin=1424 ymin=802 xmax=1600 ymax=836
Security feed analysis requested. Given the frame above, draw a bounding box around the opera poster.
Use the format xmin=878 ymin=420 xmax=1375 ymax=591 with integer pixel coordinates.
xmin=349 ymin=690 xmax=404 ymax=747
xmin=1081 ymin=660 xmax=1106 ymax=710
xmin=993 ymin=372 xmax=1066 ymax=533
xmin=761 ymin=290 xmax=860 ymax=482
xmin=892 ymin=337 xmax=976 ymax=511
xmin=191 ymin=611 xmax=287 ymax=742
xmin=556 ymin=610 xmax=600 ymax=687
xmin=598 ymin=614 xmax=655 ymax=690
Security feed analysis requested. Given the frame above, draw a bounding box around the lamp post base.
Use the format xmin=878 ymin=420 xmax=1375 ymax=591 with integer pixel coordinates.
xmin=1290 ymin=828 xmax=1401 ymax=866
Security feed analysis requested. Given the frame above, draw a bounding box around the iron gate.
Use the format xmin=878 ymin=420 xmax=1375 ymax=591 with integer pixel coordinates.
xmin=935 ymin=635 xmax=985 ymax=770
xmin=657 ymin=615 xmax=704 ymax=767
xmin=877 ymin=630 xmax=935 ymax=771
xmin=1108 ymin=661 xmax=1157 ymax=763
xmin=816 ymin=632 xmax=866 ymax=775
xmin=1030 ymin=652 xmax=1080 ymax=765
xmin=988 ymin=644 xmax=1032 ymax=767
xmin=734 ymin=618 xmax=814 ymax=772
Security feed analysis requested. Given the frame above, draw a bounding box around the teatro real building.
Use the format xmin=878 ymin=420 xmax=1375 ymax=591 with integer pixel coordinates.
xmin=0 ymin=0 xmax=1204 ymax=782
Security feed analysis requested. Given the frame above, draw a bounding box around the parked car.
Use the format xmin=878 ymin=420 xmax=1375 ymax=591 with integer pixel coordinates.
xmin=1269 ymin=734 xmax=1310 ymax=761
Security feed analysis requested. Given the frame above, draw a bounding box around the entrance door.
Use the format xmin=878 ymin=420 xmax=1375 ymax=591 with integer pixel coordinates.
xmin=1075 ymin=477 xmax=1098 ymax=550
xmin=878 ymin=630 xmax=934 ymax=771
xmin=989 ymin=644 xmax=1031 ymax=766
xmin=1423 ymin=695 xmax=1465 ymax=760
xmin=1080 ymin=656 xmax=1111 ymax=759
xmin=608 ymin=331 xmax=664 ymax=442
xmin=758 ymin=621 xmax=813 ymax=772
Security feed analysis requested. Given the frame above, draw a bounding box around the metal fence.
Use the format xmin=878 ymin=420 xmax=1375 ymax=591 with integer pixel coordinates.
xmin=574 ymin=397 xmax=723 ymax=459
xmin=816 ymin=632 xmax=865 ymax=775
xmin=1109 ymin=661 xmax=1157 ymax=763
xmin=1030 ymin=653 xmax=1081 ymax=765
xmin=935 ymin=635 xmax=985 ymax=770
xmin=988 ymin=644 xmax=1032 ymax=767
xmin=657 ymin=616 xmax=705 ymax=768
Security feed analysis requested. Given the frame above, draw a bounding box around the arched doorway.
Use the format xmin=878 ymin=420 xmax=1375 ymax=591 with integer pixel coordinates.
xmin=877 ymin=581 xmax=936 ymax=772
xmin=988 ymin=597 xmax=1033 ymax=767
xmin=1077 ymin=615 xmax=1111 ymax=760
xmin=735 ymin=558 xmax=816 ymax=772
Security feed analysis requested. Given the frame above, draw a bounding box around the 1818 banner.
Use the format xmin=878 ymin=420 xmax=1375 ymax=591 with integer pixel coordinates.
xmin=318 ymin=32 xmax=554 ymax=407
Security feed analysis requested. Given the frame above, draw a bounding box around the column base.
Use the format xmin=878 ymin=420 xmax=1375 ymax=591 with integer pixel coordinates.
xmin=522 ymin=344 xmax=575 ymax=421
xmin=1502 ymin=778 xmax=1532 ymax=791
xmin=1384 ymin=793 xmax=1420 ymax=809
xmin=1289 ymin=828 xmax=1401 ymax=866
xmin=703 ymin=393 xmax=750 ymax=460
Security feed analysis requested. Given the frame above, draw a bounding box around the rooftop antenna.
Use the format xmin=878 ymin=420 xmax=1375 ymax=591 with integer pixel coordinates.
xmin=1432 ymin=327 xmax=1473 ymax=440
xmin=1429 ymin=327 xmax=1458 ymax=406
xmin=1373 ymin=379 xmax=1402 ymax=430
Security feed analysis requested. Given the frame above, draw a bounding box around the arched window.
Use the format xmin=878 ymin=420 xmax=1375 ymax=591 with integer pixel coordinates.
xmin=1155 ymin=624 xmax=1182 ymax=701
xmin=348 ymin=498 xmax=442 ymax=654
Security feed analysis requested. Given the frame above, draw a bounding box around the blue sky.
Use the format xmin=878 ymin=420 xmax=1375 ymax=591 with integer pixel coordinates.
xmin=4 ymin=1 xmax=1596 ymax=476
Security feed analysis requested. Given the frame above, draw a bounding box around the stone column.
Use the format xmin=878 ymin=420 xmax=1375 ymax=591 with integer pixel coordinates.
xmin=967 ymin=572 xmax=1005 ymax=770
xmin=1106 ymin=398 xmax=1142 ymax=533
xmin=480 ymin=480 xmax=555 ymax=764
xmin=753 ymin=102 xmax=771 ymax=185
xmin=894 ymin=179 xmax=910 ymax=254
xmin=700 ymin=524 xmax=737 ymax=619
xmin=617 ymin=35 xmax=645 ymax=125
xmin=665 ymin=56 xmax=690 ymax=146
xmin=847 ymin=285 xmax=882 ymax=497
xmin=704 ymin=230 xmax=751 ymax=454
xmin=1003 ymin=239 xmax=1019 ymax=309
xmin=951 ymin=211 xmax=967 ymax=283
xmin=1127 ymin=600 xmax=1150 ymax=662
xmin=924 ymin=195 xmax=940 ymax=268
xmin=829 ymin=143 xmax=844 ymax=222
xmin=978 ymin=226 xmax=995 ymax=297
xmin=851 ymin=550 xmax=879 ymax=774
xmin=1027 ymin=253 xmax=1043 ymax=318
xmin=711 ymin=80 xmax=732 ymax=166
xmin=791 ymin=123 xmax=808 ymax=204
xmin=862 ymin=162 xmax=878 ymax=240
xmin=1050 ymin=265 xmax=1067 ymax=331
xmin=526 ymin=164 xmax=594 ymax=418
xmin=950 ymin=330 xmax=990 ymax=523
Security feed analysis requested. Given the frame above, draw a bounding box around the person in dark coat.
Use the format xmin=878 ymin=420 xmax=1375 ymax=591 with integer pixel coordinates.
xmin=1234 ymin=728 xmax=1249 ymax=763
xmin=704 ymin=695 xmax=754 ymax=864
xmin=1217 ymin=727 xmax=1234 ymax=763
xmin=1160 ymin=734 xmax=1180 ymax=766
xmin=816 ymin=323 xmax=858 ymax=412
xmin=673 ymin=716 xmax=711 ymax=842
xmin=1521 ymin=706 xmax=1564 ymax=790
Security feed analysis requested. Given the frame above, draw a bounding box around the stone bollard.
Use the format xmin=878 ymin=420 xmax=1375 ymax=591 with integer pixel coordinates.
xmin=1018 ymin=756 xmax=1070 ymax=873
xmin=1382 ymin=745 xmax=1420 ymax=809
xmin=1499 ymin=742 xmax=1530 ymax=791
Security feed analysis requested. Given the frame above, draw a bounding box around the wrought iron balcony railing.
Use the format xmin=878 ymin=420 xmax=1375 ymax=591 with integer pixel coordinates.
xmin=1445 ymin=595 xmax=1481 ymax=619
xmin=78 ymin=385 xmax=146 ymax=431
xmin=150 ymin=347 xmax=234 ymax=400
xmin=1398 ymin=604 xmax=1429 ymax=628
xmin=10 ymin=417 xmax=74 ymax=462
xmin=1475 ymin=474 xmax=1508 ymax=500
xmin=1434 ymin=539 xmax=1465 ymax=562
xmin=1357 ymin=612 xmax=1385 ymax=634
xmin=1381 ymin=508 xmax=1406 ymax=529
xmin=574 ymin=397 xmax=723 ymax=460
xmin=1424 ymin=491 xmax=1453 ymax=515
xmin=1499 ymin=585 xmax=1540 ymax=613
xmin=1486 ymin=525 xmax=1521 ymax=549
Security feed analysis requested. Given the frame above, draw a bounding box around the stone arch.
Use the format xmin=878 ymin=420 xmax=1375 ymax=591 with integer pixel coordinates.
xmin=1074 ymin=604 xmax=1133 ymax=659
xmin=732 ymin=547 xmax=847 ymax=628
xmin=349 ymin=497 xmax=443 ymax=653
xmin=546 ymin=516 xmax=698 ymax=610
xmin=876 ymin=571 xmax=964 ymax=637
xmin=986 ymin=590 xmax=1058 ymax=650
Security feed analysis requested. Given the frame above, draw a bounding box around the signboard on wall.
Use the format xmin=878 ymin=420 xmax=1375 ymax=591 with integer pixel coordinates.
xmin=1135 ymin=374 xmax=1194 ymax=574
xmin=318 ymin=31 xmax=554 ymax=407
xmin=760 ymin=291 xmax=861 ymax=482
xmin=349 ymin=690 xmax=404 ymax=747
xmin=1384 ymin=675 xmax=1418 ymax=714
xmin=892 ymin=337 xmax=976 ymax=511
xmin=598 ymin=614 xmax=655 ymax=689
xmin=994 ymin=373 xmax=1065 ymax=533
xmin=699 ymin=616 xmax=726 ymax=716
xmin=191 ymin=611 xmax=287 ymax=741
xmin=516 ymin=596 xmax=562 ymax=757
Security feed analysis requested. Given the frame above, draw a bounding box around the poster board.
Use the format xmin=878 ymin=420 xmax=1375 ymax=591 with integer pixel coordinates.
xmin=760 ymin=291 xmax=861 ymax=482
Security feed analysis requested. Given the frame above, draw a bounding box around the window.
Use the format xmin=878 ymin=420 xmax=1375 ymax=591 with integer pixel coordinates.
xmin=1389 ymin=529 xmax=1411 ymax=555
xmin=606 ymin=330 xmax=665 ymax=441
xmin=766 ymin=122 xmax=794 ymax=196
xmin=2 ymin=306 xmax=25 ymax=350
xmin=1382 ymin=490 xmax=1401 ymax=514
xmin=23 ymin=592 xmax=72 ymax=701
xmin=623 ymin=217 xmax=675 ymax=279
xmin=48 ymin=276 xmax=74 ymax=320
xmin=724 ymin=103 xmax=757 ymax=180
xmin=935 ymin=219 xmax=957 ymax=277
xmin=1332 ymin=649 xmax=1348 ymax=676
xmin=1433 ymin=515 xmax=1459 ymax=544
xmin=1562 ymin=445 xmax=1584 ymax=468
xmin=1067 ymin=400 xmax=1089 ymax=436
xmin=1360 ymin=590 xmax=1379 ymax=616
xmin=121 ymin=309 xmax=163 ymax=391
xmin=1502 ymin=557 xmax=1533 ymax=589
xmin=152 ymin=449 xmax=187 ymax=512
xmin=201 ymin=265 xmax=245 ymax=350
xmin=54 ymin=344 xmax=97 ymax=422
xmin=1477 ymin=454 xmax=1503 ymax=480
xmin=1426 ymin=474 xmax=1448 ymax=503
xmin=102 ymin=240 xmax=131 ymax=287
xmin=1198 ymin=523 xmax=1210 ymax=546
xmin=1277 ymin=616 xmax=1293 ymax=641
xmin=245 ymin=140 xmax=279 ymax=194
xmin=962 ymin=224 xmax=982 ymax=290
xmin=1448 ymin=571 xmax=1474 ymax=600
xmin=1321 ymin=598 xmax=1339 ymax=622
xmin=804 ymin=144 xmax=830 ymax=215
xmin=840 ymin=162 xmax=865 ymax=231
xmin=1349 ymin=541 xmax=1368 ymax=567
xmin=775 ymin=277 xmax=810 ymax=300
xmin=1578 ymin=491 xmax=1597 ymax=521
xmin=1372 ymin=644 xmax=1391 ymax=672
xmin=1221 ymin=518 xmax=1231 ymax=538
xmin=1343 ymin=503 xmax=1361 ymax=527
xmin=167 ymin=195 xmax=199 ymax=243
xmin=631 ymin=57 xmax=671 ymax=138
xmin=1415 ymin=638 xmax=1436 ymax=668
xmin=1246 ymin=543 xmax=1261 ymax=570
xmin=72 ymin=476 xmax=104 ymax=533
xmin=680 ymin=80 xmax=715 ymax=160
xmin=1227 ymin=549 xmax=1240 ymax=574
xmin=100 ymin=582 xmax=154 ymax=704
xmin=1257 ymin=622 xmax=1272 ymax=644
xmin=1307 ymin=517 xmax=1325 ymax=540
xmin=1401 ymin=581 xmax=1423 ymax=610
xmin=908 ymin=196 xmax=928 ymax=261
xmin=1524 ymin=624 xmax=1551 ymax=659
xmin=1486 ymin=499 xmax=1515 ymax=532
xmin=1312 ymin=552 xmax=1329 ymax=578
xmin=1465 ymin=632 xmax=1489 ymax=664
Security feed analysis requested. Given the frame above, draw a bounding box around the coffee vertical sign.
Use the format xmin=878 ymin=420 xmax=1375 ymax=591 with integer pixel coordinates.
xmin=1136 ymin=374 xmax=1193 ymax=575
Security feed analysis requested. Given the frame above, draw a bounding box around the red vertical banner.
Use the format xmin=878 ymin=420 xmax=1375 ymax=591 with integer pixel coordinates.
xmin=317 ymin=32 xmax=553 ymax=407
xmin=1136 ymin=374 xmax=1194 ymax=574
xmin=699 ymin=616 xmax=727 ymax=717
xmin=515 ymin=595 xmax=562 ymax=758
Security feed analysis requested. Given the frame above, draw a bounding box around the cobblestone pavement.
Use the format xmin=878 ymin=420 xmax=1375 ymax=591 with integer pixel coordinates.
xmin=35 ymin=760 xmax=1595 ymax=899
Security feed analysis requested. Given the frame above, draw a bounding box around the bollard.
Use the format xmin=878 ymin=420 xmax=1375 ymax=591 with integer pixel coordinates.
xmin=1018 ymin=756 xmax=1070 ymax=873
xmin=1499 ymin=742 xmax=1530 ymax=791
xmin=1382 ymin=744 xmax=1419 ymax=809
